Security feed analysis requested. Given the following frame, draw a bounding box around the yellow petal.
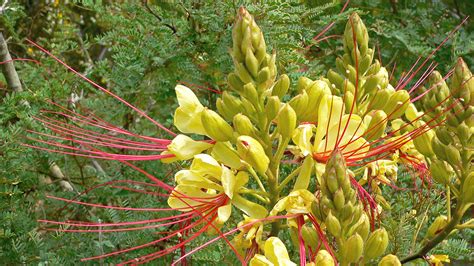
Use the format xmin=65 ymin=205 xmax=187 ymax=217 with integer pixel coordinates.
xmin=249 ymin=254 xmax=274 ymax=266
xmin=211 ymin=142 xmax=242 ymax=169
xmin=175 ymin=170 xmax=222 ymax=191
xmin=190 ymin=154 xmax=222 ymax=179
xmin=173 ymin=85 xmax=207 ymax=135
xmin=264 ymin=237 xmax=295 ymax=266
xmin=167 ymin=185 xmax=214 ymax=211
xmin=314 ymin=95 xmax=344 ymax=150
xmin=168 ymin=134 xmax=213 ymax=160
xmin=318 ymin=114 xmax=365 ymax=154
xmin=235 ymin=171 xmax=250 ymax=189
xmin=221 ymin=166 xmax=236 ymax=199
xmin=292 ymin=124 xmax=315 ymax=157
xmin=232 ymin=194 xmax=268 ymax=219
xmin=216 ymin=204 xmax=232 ymax=224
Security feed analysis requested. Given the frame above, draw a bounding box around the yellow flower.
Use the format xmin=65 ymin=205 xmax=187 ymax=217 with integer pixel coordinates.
xmin=428 ymin=254 xmax=450 ymax=266
xmin=270 ymin=189 xmax=315 ymax=216
xmin=173 ymin=85 xmax=207 ymax=135
xmin=166 ymin=134 xmax=213 ymax=161
xmin=249 ymin=237 xmax=296 ymax=266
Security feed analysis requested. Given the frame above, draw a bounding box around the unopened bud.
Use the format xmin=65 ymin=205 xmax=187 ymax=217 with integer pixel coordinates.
xmin=243 ymin=83 xmax=259 ymax=104
xmin=314 ymin=250 xmax=335 ymax=266
xmin=233 ymin=114 xmax=255 ymax=136
xmin=426 ymin=215 xmax=448 ymax=239
xmin=366 ymin=110 xmax=388 ymax=141
xmin=236 ymin=63 xmax=253 ymax=84
xmin=327 ymin=69 xmax=344 ymax=90
xmin=364 ymin=228 xmax=389 ymax=260
xmin=298 ymin=76 xmax=314 ymax=92
xmin=378 ymin=254 xmax=401 ymax=266
xmin=228 ymin=72 xmax=244 ymax=92
xmin=325 ymin=211 xmax=341 ymax=237
xmin=343 ymin=233 xmax=364 ymax=263
xmin=383 ymin=90 xmax=410 ymax=119
xmin=462 ymin=172 xmax=474 ymax=203
xmin=431 ymin=137 xmax=448 ymax=161
xmin=265 ymin=96 xmax=281 ymax=122
xmin=201 ymin=108 xmax=235 ymax=141
xmin=236 ymin=135 xmax=269 ymax=174
xmin=445 ymin=144 xmax=461 ymax=166
xmin=370 ymin=88 xmax=392 ymax=110
xmin=245 ymin=49 xmax=259 ymax=77
xmin=412 ymin=121 xmax=435 ymax=157
xmin=289 ymin=90 xmax=309 ymax=119
xmin=429 ymin=159 xmax=451 ymax=185
xmin=277 ymin=104 xmax=297 ymax=139
xmin=272 ymin=74 xmax=290 ymax=99
xmin=344 ymin=13 xmax=369 ymax=56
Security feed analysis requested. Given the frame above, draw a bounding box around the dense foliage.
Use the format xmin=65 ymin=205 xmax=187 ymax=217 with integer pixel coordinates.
xmin=0 ymin=1 xmax=473 ymax=265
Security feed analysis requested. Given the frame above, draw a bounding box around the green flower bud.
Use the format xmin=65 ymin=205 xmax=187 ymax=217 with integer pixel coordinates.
xmin=436 ymin=127 xmax=453 ymax=145
xmin=344 ymin=90 xmax=357 ymax=113
xmin=298 ymin=76 xmax=314 ymax=93
xmin=277 ymin=104 xmax=297 ymax=139
xmin=333 ymin=188 xmax=346 ymax=211
xmin=367 ymin=59 xmax=381 ymax=75
xmin=457 ymin=123 xmax=470 ymax=146
xmin=216 ymin=98 xmax=233 ymax=121
xmin=243 ymin=83 xmax=259 ymax=105
xmin=245 ymin=48 xmax=259 ymax=77
xmin=233 ymin=114 xmax=255 ymax=136
xmin=426 ymin=215 xmax=448 ymax=239
xmin=378 ymin=254 xmax=401 ymax=266
xmin=289 ymin=90 xmax=309 ymax=119
xmin=370 ymin=88 xmax=392 ymax=110
xmin=257 ymin=66 xmax=271 ymax=86
xmin=265 ymin=96 xmax=281 ymax=122
xmin=201 ymin=108 xmax=235 ymax=141
xmin=359 ymin=51 xmax=374 ymax=74
xmin=445 ymin=144 xmax=461 ymax=166
xmin=365 ymin=110 xmax=388 ymax=141
xmin=364 ymin=228 xmax=389 ymax=260
xmin=412 ymin=121 xmax=435 ymax=157
xmin=228 ymin=72 xmax=244 ymax=92
xmin=327 ymin=69 xmax=344 ymax=89
xmin=236 ymin=135 xmax=269 ymax=174
xmin=272 ymin=74 xmax=290 ymax=99
xmin=462 ymin=172 xmax=474 ymax=203
xmin=383 ymin=90 xmax=410 ymax=119
xmin=314 ymin=250 xmax=335 ymax=266
xmin=429 ymin=159 xmax=451 ymax=185
xmin=431 ymin=137 xmax=448 ymax=161
xmin=344 ymin=13 xmax=369 ymax=56
xmin=354 ymin=214 xmax=370 ymax=240
xmin=325 ymin=211 xmax=341 ymax=237
xmin=451 ymin=58 xmax=474 ymax=106
xmin=343 ymin=233 xmax=364 ymax=263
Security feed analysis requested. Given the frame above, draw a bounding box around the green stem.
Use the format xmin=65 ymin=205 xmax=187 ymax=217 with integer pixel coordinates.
xmin=446 ymin=185 xmax=451 ymax=220
xmin=247 ymin=167 xmax=267 ymax=192
xmin=278 ymin=166 xmax=301 ymax=191
xmin=401 ymin=204 xmax=468 ymax=264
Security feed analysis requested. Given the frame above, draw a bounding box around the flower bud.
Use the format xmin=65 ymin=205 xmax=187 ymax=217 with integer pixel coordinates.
xmin=314 ymin=250 xmax=335 ymax=266
xmin=431 ymin=137 xmax=448 ymax=161
xmin=257 ymin=66 xmax=271 ymax=87
xmin=370 ymin=88 xmax=392 ymax=110
xmin=383 ymin=90 xmax=410 ymax=119
xmin=201 ymin=108 xmax=235 ymax=141
xmin=462 ymin=172 xmax=474 ymax=203
xmin=365 ymin=110 xmax=388 ymax=141
xmin=333 ymin=188 xmax=345 ymax=211
xmin=236 ymin=135 xmax=269 ymax=174
xmin=289 ymin=90 xmax=309 ymax=119
xmin=378 ymin=254 xmax=401 ymax=266
xmin=364 ymin=228 xmax=389 ymax=260
xmin=243 ymin=82 xmax=259 ymax=105
xmin=354 ymin=214 xmax=370 ymax=240
xmin=429 ymin=159 xmax=451 ymax=185
xmin=457 ymin=123 xmax=470 ymax=146
xmin=265 ymin=96 xmax=281 ymax=122
xmin=426 ymin=215 xmax=448 ymax=239
xmin=343 ymin=233 xmax=364 ymax=263
xmin=236 ymin=62 xmax=253 ymax=84
xmin=167 ymin=134 xmax=214 ymax=161
xmin=298 ymin=76 xmax=314 ymax=92
xmin=359 ymin=51 xmax=373 ymax=74
xmin=245 ymin=48 xmax=259 ymax=77
xmin=412 ymin=121 xmax=435 ymax=157
xmin=327 ymin=69 xmax=344 ymax=91
xmin=233 ymin=114 xmax=255 ymax=136
xmin=277 ymin=104 xmax=297 ymax=139
xmin=228 ymin=72 xmax=244 ymax=92
xmin=325 ymin=211 xmax=341 ymax=237
xmin=445 ymin=144 xmax=461 ymax=166
xmin=272 ymin=74 xmax=290 ymax=99
xmin=344 ymin=13 xmax=369 ymax=56
xmin=436 ymin=127 xmax=454 ymax=145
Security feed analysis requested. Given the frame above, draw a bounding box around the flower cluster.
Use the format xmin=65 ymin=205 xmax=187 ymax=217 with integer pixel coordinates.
xmin=28 ymin=6 xmax=473 ymax=266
